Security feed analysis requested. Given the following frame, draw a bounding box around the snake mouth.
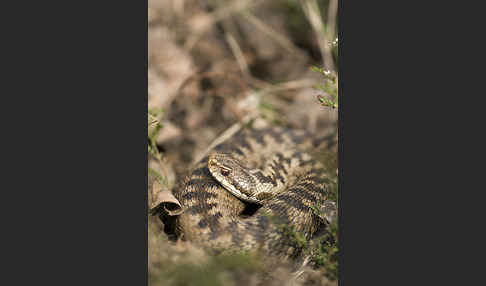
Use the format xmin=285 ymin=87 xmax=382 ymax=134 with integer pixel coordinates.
xmin=208 ymin=164 xmax=259 ymax=204
xmin=218 ymin=179 xmax=262 ymax=204
xmin=227 ymin=188 xmax=261 ymax=204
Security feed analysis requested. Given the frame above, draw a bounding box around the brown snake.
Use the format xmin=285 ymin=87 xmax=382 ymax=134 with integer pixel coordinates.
xmin=170 ymin=126 xmax=337 ymax=257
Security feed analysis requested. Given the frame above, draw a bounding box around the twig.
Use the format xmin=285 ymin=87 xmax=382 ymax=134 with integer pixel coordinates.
xmin=184 ymin=0 xmax=265 ymax=51
xmin=225 ymin=32 xmax=251 ymax=80
xmin=327 ymin=0 xmax=338 ymax=43
xmin=300 ymin=0 xmax=334 ymax=71
xmin=257 ymin=78 xmax=316 ymax=95
xmin=241 ymin=11 xmax=308 ymax=60
xmin=192 ymin=122 xmax=243 ymax=165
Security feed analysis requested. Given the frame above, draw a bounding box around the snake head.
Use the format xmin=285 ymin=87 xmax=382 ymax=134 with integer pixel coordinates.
xmin=208 ymin=153 xmax=233 ymax=176
xmin=208 ymin=152 xmax=257 ymax=200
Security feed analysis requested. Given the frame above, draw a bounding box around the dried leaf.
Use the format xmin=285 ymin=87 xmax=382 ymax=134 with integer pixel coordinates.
xmin=148 ymin=113 xmax=159 ymax=127
xmin=150 ymin=180 xmax=183 ymax=216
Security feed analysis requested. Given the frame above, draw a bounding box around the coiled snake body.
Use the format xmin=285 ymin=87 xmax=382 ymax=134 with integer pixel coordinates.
xmin=172 ymin=127 xmax=337 ymax=257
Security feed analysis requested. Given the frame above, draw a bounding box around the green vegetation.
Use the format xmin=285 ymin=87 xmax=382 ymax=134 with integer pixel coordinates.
xmin=313 ymin=66 xmax=338 ymax=109
xmin=278 ymin=210 xmax=338 ymax=280
xmin=148 ymin=110 xmax=168 ymax=189
xmin=148 ymin=111 xmax=163 ymax=162
xmin=310 ymin=221 xmax=339 ymax=280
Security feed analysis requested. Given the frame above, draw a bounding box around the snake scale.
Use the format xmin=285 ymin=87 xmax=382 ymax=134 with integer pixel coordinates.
xmin=171 ymin=126 xmax=337 ymax=257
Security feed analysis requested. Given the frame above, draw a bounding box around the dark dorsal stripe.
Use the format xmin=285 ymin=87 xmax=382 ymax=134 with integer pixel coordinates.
xmin=197 ymin=212 xmax=223 ymax=233
xmin=233 ymin=148 xmax=244 ymax=156
xmin=186 ymin=203 xmax=218 ymax=214
xmin=274 ymin=194 xmax=310 ymax=212
xmin=266 ymin=128 xmax=284 ymax=143
xmin=185 ymin=180 xmax=220 ymax=192
xmin=181 ymin=188 xmax=218 ymax=201
xmin=252 ymin=170 xmax=274 ymax=185
xmin=287 ymin=185 xmax=321 ymax=202
xmin=235 ymin=133 xmax=253 ymax=151
xmin=191 ymin=166 xmax=211 ymax=177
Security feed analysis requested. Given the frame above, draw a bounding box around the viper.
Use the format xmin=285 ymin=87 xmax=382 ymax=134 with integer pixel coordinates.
xmin=170 ymin=126 xmax=337 ymax=257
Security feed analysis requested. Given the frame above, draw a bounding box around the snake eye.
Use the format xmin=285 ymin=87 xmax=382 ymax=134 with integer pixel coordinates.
xmin=221 ymin=168 xmax=230 ymax=176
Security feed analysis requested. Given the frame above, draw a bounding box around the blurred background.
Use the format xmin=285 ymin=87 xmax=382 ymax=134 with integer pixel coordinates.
xmin=148 ymin=0 xmax=339 ymax=285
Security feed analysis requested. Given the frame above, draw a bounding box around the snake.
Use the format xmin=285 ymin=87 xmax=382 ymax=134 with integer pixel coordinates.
xmin=170 ymin=126 xmax=337 ymax=257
